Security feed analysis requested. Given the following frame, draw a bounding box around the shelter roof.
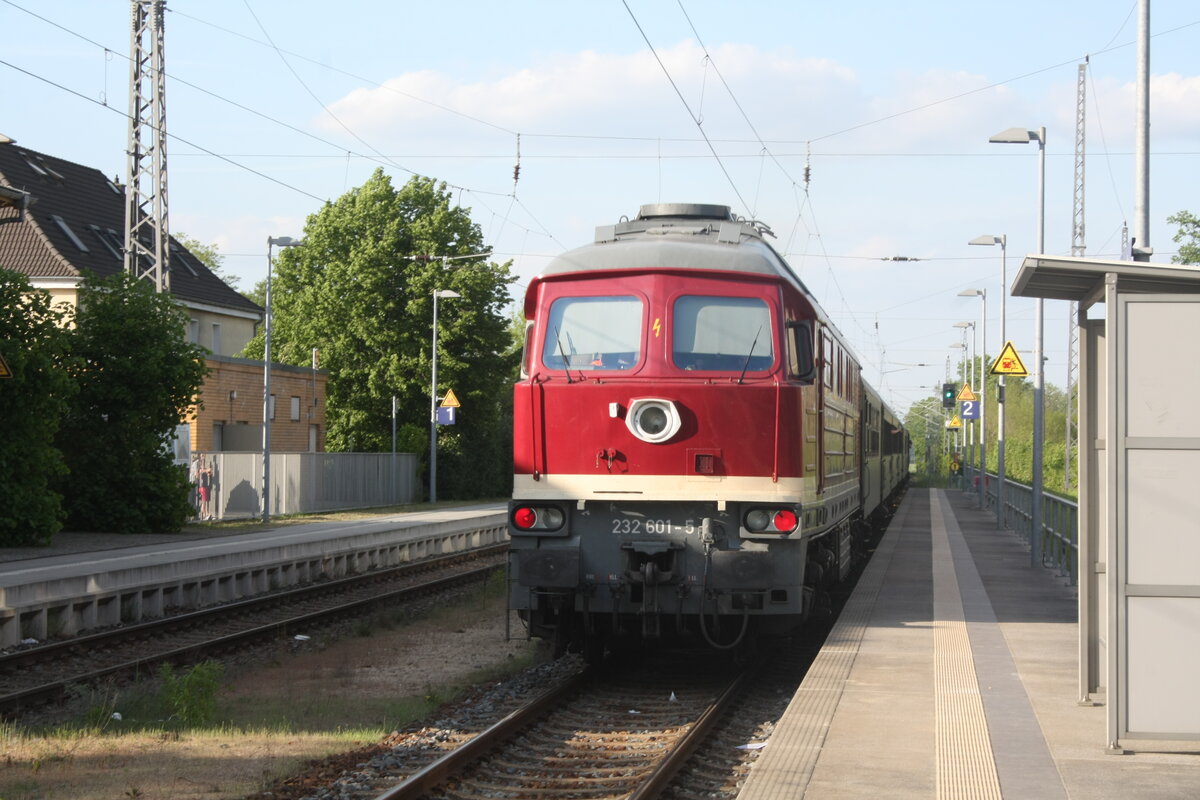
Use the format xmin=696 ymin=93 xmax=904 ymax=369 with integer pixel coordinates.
xmin=1014 ymin=254 xmax=1200 ymax=309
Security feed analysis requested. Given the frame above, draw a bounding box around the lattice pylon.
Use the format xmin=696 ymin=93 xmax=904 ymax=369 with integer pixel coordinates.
xmin=1065 ymin=61 xmax=1087 ymax=490
xmin=124 ymin=0 xmax=170 ymax=292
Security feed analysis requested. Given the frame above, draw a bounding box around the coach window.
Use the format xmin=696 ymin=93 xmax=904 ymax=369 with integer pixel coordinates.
xmin=672 ymin=296 xmax=773 ymax=372
xmin=542 ymin=295 xmax=642 ymax=371
xmin=822 ymin=335 xmax=833 ymax=388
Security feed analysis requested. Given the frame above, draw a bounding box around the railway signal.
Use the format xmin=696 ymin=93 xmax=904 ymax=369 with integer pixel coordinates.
xmin=941 ymin=383 xmax=957 ymax=408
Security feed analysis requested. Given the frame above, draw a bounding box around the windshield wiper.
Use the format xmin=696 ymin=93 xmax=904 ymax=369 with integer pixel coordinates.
xmin=737 ymin=326 xmax=763 ymax=385
xmin=553 ymin=325 xmax=580 ymax=383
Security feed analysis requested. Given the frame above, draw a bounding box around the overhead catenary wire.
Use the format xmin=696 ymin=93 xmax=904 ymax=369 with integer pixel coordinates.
xmin=0 ymin=0 xmax=560 ymax=251
xmin=620 ymin=0 xmax=752 ymax=216
xmin=239 ymin=0 xmax=418 ymax=182
xmin=0 ymin=57 xmax=327 ymax=203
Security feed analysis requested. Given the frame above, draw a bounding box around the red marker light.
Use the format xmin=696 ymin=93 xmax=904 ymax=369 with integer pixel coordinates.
xmin=513 ymin=507 xmax=537 ymax=529
xmin=772 ymin=509 xmax=798 ymax=532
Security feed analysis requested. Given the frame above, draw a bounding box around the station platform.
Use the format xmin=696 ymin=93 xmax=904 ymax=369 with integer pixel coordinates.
xmin=0 ymin=504 xmax=506 ymax=648
xmin=738 ymin=488 xmax=1200 ymax=800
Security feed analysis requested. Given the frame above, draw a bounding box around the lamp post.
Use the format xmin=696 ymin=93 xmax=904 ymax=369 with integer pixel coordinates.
xmin=969 ymin=234 xmax=1005 ymax=527
xmin=429 ymin=288 xmax=461 ymax=504
xmin=263 ymin=235 xmax=301 ymax=523
xmin=990 ymin=126 xmax=1046 ymax=566
xmin=958 ymin=290 xmax=987 ymax=511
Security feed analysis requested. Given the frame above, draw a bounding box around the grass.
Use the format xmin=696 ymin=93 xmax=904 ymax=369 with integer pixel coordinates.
xmin=0 ymin=573 xmax=538 ymax=799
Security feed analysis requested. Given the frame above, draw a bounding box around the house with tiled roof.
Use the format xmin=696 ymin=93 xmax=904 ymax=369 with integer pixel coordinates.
xmin=0 ymin=138 xmax=326 ymax=458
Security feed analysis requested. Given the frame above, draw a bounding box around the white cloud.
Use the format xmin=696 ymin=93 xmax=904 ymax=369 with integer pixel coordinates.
xmin=318 ymin=41 xmax=862 ymax=146
xmin=1083 ymin=72 xmax=1200 ymax=148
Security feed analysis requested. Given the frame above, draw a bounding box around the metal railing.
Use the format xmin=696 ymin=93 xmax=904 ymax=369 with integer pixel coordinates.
xmin=964 ymin=466 xmax=1078 ymax=585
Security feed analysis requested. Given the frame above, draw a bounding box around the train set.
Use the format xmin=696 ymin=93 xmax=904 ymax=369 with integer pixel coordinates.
xmin=506 ymin=203 xmax=909 ymax=657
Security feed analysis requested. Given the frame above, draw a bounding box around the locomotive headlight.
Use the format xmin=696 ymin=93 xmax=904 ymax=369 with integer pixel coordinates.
xmin=625 ymin=398 xmax=682 ymax=444
xmin=745 ymin=509 xmax=772 ymax=532
xmin=772 ymin=509 xmax=798 ymax=532
xmin=743 ymin=506 xmax=801 ymax=534
xmin=510 ymin=503 xmax=567 ymax=535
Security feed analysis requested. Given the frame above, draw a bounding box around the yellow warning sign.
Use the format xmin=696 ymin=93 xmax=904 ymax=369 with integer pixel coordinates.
xmin=990 ymin=342 xmax=1028 ymax=377
xmin=0 ymin=351 xmax=11 ymax=379
xmin=956 ymin=383 xmax=977 ymax=402
xmin=946 ymin=416 xmax=962 ymax=429
xmin=440 ymin=388 xmax=461 ymax=408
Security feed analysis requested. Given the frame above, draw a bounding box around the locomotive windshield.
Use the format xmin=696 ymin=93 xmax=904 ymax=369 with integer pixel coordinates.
xmin=672 ymin=295 xmax=773 ymax=372
xmin=542 ymin=295 xmax=642 ymax=371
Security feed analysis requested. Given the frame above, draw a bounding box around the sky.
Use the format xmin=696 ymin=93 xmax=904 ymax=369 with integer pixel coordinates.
xmin=4 ymin=0 xmax=1198 ymax=415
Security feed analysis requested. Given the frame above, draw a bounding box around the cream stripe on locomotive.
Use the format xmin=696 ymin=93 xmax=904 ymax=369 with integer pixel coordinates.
xmin=513 ymin=473 xmax=861 ymax=539
xmin=514 ymin=473 xmax=814 ymax=506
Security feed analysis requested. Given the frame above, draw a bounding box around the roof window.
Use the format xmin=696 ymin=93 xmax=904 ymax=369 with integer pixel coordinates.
xmin=169 ymin=240 xmax=199 ymax=276
xmin=19 ymin=151 xmax=64 ymax=181
xmin=89 ymin=225 xmax=122 ymax=259
xmin=51 ymin=215 xmax=89 ymax=252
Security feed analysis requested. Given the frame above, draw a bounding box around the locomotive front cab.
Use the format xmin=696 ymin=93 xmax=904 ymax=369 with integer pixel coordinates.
xmin=508 ymin=203 xmax=841 ymax=656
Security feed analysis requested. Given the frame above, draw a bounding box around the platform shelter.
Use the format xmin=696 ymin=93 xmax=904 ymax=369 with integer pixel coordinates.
xmin=1013 ymin=254 xmax=1200 ymax=751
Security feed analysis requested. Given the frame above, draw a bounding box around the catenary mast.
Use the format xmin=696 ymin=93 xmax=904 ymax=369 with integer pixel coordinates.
xmin=124 ymin=0 xmax=170 ymax=291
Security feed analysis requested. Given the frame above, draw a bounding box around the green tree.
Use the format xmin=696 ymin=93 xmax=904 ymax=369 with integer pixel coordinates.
xmin=915 ymin=350 xmax=1079 ymax=499
xmin=244 ymin=171 xmax=518 ymax=498
xmin=0 ymin=269 xmax=75 ymax=545
xmin=1167 ymin=210 xmax=1200 ymax=265
xmin=55 ymin=272 xmax=209 ymax=533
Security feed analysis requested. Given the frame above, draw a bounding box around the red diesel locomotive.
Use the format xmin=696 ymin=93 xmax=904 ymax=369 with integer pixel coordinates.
xmin=507 ymin=203 xmax=908 ymax=657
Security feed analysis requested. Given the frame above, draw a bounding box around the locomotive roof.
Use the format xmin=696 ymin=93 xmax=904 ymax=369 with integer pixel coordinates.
xmin=532 ymin=203 xmax=906 ymax=426
xmin=540 ymin=203 xmax=814 ymax=293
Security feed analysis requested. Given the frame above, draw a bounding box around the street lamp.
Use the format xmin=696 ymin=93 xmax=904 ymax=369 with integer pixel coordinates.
xmin=990 ymin=125 xmax=1046 ymax=567
xmin=263 ymin=235 xmax=301 ymax=523
xmin=969 ymin=234 xmax=1005 ymax=527
xmin=429 ymin=288 xmax=461 ymax=504
xmin=958 ymin=290 xmax=987 ymax=512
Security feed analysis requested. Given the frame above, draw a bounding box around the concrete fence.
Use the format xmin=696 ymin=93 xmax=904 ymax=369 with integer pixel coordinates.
xmin=192 ymin=451 xmax=422 ymax=521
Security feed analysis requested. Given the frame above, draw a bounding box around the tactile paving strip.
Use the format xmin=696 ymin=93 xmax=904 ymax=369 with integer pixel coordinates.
xmin=930 ymin=493 xmax=1002 ymax=799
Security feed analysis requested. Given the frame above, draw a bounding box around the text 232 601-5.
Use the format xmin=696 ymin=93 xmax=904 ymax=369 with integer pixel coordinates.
xmin=611 ymin=518 xmax=695 ymax=535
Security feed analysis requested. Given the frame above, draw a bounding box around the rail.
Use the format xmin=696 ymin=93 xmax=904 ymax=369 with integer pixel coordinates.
xmin=0 ymin=547 xmax=506 ymax=716
xmin=373 ymin=658 xmax=753 ymax=800
xmin=963 ymin=467 xmax=1078 ymax=585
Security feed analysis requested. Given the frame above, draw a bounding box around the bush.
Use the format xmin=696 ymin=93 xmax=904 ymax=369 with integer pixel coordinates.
xmin=0 ymin=270 xmax=75 ymax=545
xmin=159 ymin=660 xmax=225 ymax=727
xmin=54 ymin=272 xmax=208 ymax=533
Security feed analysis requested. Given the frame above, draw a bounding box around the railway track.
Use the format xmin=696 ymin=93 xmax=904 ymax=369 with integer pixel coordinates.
xmin=291 ymin=653 xmax=753 ymax=800
xmin=263 ymin=502 xmax=900 ymax=800
xmin=0 ymin=544 xmax=507 ymax=718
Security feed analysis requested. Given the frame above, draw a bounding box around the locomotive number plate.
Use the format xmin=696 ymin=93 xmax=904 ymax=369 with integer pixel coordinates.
xmin=611 ymin=518 xmax=696 ymax=536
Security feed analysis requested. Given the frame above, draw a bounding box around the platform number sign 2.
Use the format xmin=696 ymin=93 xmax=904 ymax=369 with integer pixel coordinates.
xmin=960 ymin=399 xmax=980 ymax=420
